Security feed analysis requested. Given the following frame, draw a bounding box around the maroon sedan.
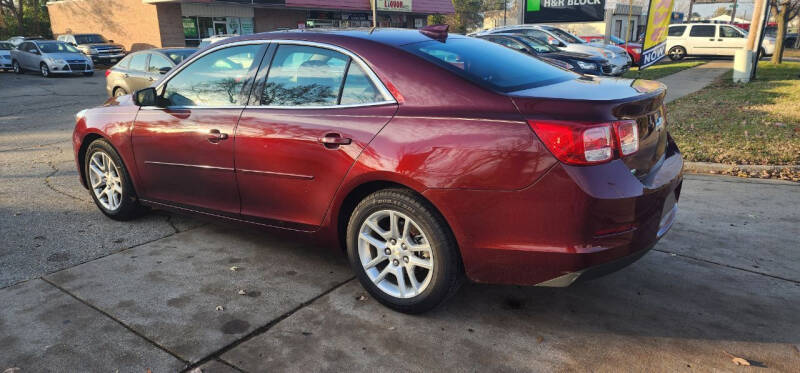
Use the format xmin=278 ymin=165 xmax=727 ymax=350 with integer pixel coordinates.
xmin=73 ymin=28 xmax=682 ymax=313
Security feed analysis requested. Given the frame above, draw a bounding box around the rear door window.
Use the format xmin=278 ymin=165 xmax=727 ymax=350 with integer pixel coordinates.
xmin=129 ymin=54 xmax=148 ymax=71
xmin=402 ymin=37 xmax=574 ymax=92
xmin=720 ymin=26 xmax=744 ymax=38
xmin=261 ymin=45 xmax=348 ymax=107
xmin=147 ymin=53 xmax=172 ymax=73
xmin=340 ymin=63 xmax=383 ymax=105
xmin=689 ymin=25 xmax=716 ymax=38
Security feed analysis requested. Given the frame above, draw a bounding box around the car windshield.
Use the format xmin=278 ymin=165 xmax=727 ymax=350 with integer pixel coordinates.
xmin=38 ymin=42 xmax=81 ymax=54
xmin=517 ymin=36 xmax=558 ymax=53
xmin=547 ymin=28 xmax=583 ymax=44
xmin=74 ymin=34 xmax=108 ymax=44
xmin=165 ymin=49 xmax=197 ymax=64
xmin=0 ymin=42 xmax=12 ymax=50
xmin=402 ymin=37 xmax=575 ymax=92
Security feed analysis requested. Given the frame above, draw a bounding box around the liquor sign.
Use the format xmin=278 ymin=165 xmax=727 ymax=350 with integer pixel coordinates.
xmin=523 ymin=0 xmax=605 ymax=23
xmin=377 ymin=0 xmax=412 ymax=12
xmin=639 ymin=0 xmax=674 ymax=69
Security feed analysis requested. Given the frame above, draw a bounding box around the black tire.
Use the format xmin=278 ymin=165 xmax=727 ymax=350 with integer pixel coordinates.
xmin=113 ymin=87 xmax=127 ymax=97
xmin=40 ymin=63 xmax=51 ymax=78
xmin=668 ymin=46 xmax=686 ymax=61
xmin=346 ymin=188 xmax=463 ymax=314
xmin=84 ymin=139 xmax=147 ymax=221
xmin=12 ymin=60 xmax=23 ymax=74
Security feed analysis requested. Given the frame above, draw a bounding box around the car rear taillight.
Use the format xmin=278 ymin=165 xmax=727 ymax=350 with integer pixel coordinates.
xmin=104 ymin=69 xmax=111 ymax=77
xmin=528 ymin=119 xmax=639 ymax=165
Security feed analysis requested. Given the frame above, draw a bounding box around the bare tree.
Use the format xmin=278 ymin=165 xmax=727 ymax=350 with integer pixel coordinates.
xmin=771 ymin=0 xmax=800 ymax=64
xmin=0 ymin=0 xmax=23 ymax=34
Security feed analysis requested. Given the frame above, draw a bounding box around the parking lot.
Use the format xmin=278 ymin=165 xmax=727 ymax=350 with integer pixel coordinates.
xmin=1 ymin=69 xmax=799 ymax=372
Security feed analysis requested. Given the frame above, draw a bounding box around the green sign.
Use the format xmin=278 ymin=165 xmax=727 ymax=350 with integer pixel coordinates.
xmin=182 ymin=17 xmax=198 ymax=39
xmin=528 ymin=0 xmax=540 ymax=11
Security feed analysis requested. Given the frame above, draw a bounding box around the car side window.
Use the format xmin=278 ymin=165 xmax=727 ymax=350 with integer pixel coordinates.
xmin=164 ymin=44 xmax=260 ymax=107
xmin=496 ymin=37 xmax=527 ymax=52
xmin=261 ymin=45 xmax=348 ymax=107
xmin=720 ymin=26 xmax=743 ymax=38
xmin=116 ymin=54 xmax=132 ymax=69
xmin=668 ymin=26 xmax=686 ymax=37
xmin=340 ymin=62 xmax=383 ymax=105
xmin=147 ymin=53 xmax=172 ymax=73
xmin=129 ymin=54 xmax=147 ymax=71
xmin=18 ymin=42 xmax=29 ymax=51
xmin=689 ymin=25 xmax=716 ymax=38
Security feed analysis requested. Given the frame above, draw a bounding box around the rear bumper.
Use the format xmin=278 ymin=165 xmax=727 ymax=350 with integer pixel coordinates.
xmin=423 ymin=138 xmax=683 ymax=286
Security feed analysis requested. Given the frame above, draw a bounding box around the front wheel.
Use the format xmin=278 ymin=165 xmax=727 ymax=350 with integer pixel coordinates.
xmin=12 ymin=61 xmax=23 ymax=74
xmin=668 ymin=46 xmax=686 ymax=61
xmin=346 ymin=189 xmax=463 ymax=314
xmin=84 ymin=139 xmax=146 ymax=220
xmin=40 ymin=63 xmax=51 ymax=78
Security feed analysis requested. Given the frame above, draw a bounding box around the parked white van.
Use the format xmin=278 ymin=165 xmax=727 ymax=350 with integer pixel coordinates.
xmin=666 ymin=23 xmax=775 ymax=60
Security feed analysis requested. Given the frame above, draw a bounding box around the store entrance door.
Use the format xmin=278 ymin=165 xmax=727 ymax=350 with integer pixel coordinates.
xmin=214 ymin=22 xmax=227 ymax=35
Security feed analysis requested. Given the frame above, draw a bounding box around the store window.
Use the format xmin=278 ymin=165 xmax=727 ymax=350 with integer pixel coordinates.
xmin=183 ymin=16 xmax=255 ymax=47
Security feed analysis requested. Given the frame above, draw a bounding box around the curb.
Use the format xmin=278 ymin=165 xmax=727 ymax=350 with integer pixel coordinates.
xmin=684 ymin=162 xmax=800 ymax=181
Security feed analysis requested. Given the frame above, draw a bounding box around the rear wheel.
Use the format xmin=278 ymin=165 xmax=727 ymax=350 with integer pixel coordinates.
xmin=40 ymin=63 xmax=50 ymax=78
xmin=346 ymin=189 xmax=463 ymax=314
xmin=84 ymin=139 xmax=146 ymax=220
xmin=113 ymin=87 xmax=128 ymax=97
xmin=12 ymin=60 xmax=22 ymax=74
xmin=668 ymin=46 xmax=686 ymax=61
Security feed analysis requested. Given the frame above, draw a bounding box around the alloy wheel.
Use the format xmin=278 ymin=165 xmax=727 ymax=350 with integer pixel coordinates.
xmin=669 ymin=47 xmax=685 ymax=60
xmin=40 ymin=64 xmax=49 ymax=77
xmin=13 ymin=61 xmax=20 ymax=73
xmin=88 ymin=151 xmax=123 ymax=211
xmin=358 ymin=209 xmax=434 ymax=299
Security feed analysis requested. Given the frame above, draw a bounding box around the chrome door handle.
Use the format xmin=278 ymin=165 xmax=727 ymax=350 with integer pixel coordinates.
xmin=319 ymin=133 xmax=351 ymax=148
xmin=208 ymin=129 xmax=229 ymax=143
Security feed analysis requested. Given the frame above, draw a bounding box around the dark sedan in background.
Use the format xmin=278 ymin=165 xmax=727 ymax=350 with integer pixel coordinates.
xmin=477 ymin=33 xmax=609 ymax=76
xmin=105 ymin=48 xmax=197 ymax=97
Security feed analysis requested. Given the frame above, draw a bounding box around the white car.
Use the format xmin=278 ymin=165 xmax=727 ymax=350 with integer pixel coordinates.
xmin=666 ymin=23 xmax=776 ymax=60
xmin=0 ymin=41 xmax=13 ymax=71
xmin=476 ymin=25 xmax=631 ymax=76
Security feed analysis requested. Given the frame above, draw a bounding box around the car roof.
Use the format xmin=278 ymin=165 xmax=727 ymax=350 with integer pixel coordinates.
xmin=154 ymin=48 xmax=197 ymax=53
xmin=220 ymin=28 xmax=469 ymax=48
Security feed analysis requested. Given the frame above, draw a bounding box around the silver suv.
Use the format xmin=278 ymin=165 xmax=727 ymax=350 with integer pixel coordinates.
xmin=11 ymin=40 xmax=94 ymax=77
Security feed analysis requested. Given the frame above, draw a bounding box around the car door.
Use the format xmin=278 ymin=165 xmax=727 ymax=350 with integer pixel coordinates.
xmin=687 ymin=25 xmax=719 ymax=55
xmin=125 ymin=53 xmax=152 ymax=92
xmin=17 ymin=42 xmax=33 ymax=68
xmin=718 ymin=25 xmax=746 ymax=56
xmin=145 ymin=52 xmax=172 ymax=85
xmin=131 ymin=43 xmax=266 ymax=214
xmin=235 ymin=42 xmax=397 ymax=230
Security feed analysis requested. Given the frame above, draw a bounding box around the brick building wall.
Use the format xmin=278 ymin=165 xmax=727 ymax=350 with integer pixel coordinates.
xmin=253 ymin=8 xmax=307 ymax=33
xmin=47 ymin=0 xmax=180 ymax=51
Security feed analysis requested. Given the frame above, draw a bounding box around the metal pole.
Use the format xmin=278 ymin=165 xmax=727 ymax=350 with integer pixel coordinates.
xmin=372 ymin=0 xmax=378 ymax=28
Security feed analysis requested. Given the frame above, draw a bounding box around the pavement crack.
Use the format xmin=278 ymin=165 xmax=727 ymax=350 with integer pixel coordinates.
xmin=654 ymin=249 xmax=799 ymax=284
xmin=43 ymin=148 xmax=89 ymax=202
xmin=41 ymin=277 xmax=192 ymax=369
xmin=182 ymin=277 xmax=356 ymax=373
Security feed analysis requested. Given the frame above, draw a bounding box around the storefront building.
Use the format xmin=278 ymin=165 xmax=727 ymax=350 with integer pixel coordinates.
xmin=47 ymin=0 xmax=454 ymax=51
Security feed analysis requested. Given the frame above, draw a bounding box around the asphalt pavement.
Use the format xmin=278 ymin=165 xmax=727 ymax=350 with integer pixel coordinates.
xmin=1 ymin=67 xmax=798 ymax=372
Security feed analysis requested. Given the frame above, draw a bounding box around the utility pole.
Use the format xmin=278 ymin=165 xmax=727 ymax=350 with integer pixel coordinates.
xmin=733 ymin=0 xmax=767 ymax=82
xmin=730 ymin=0 xmax=738 ymax=23
xmin=372 ymin=0 xmax=377 ymax=28
xmin=687 ymin=0 xmax=694 ymax=22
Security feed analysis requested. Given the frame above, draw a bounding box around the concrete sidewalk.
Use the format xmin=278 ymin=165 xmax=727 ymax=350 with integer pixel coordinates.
xmin=657 ymin=60 xmax=732 ymax=103
xmin=2 ymin=175 xmax=799 ymax=372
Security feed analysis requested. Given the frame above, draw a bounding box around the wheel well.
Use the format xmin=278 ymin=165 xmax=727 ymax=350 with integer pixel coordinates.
xmin=335 ymin=181 xmax=451 ymax=253
xmin=77 ymin=133 xmax=104 ymax=188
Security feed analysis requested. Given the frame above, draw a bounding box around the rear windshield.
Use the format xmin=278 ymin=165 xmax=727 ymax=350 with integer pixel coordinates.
xmin=74 ymin=34 xmax=108 ymax=44
xmin=164 ymin=49 xmax=197 ymax=64
xmin=402 ymin=38 xmax=575 ymax=92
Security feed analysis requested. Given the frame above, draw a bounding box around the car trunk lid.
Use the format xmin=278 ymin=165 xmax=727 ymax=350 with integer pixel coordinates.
xmin=510 ymin=77 xmax=668 ymax=178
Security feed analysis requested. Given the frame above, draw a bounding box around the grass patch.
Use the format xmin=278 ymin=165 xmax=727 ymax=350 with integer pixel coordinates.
xmin=623 ymin=60 xmax=708 ymax=80
xmin=667 ymin=61 xmax=800 ymax=165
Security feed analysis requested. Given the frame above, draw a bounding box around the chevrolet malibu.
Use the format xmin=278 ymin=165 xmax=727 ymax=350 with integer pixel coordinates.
xmin=72 ymin=28 xmax=683 ymax=313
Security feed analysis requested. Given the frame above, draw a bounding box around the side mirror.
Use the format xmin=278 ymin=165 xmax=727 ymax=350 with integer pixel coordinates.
xmin=158 ymin=66 xmax=171 ymax=74
xmin=70 ymin=42 xmax=77 ymax=46
xmin=133 ymin=87 xmax=158 ymax=106
xmin=108 ymin=39 xmax=114 ymax=43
